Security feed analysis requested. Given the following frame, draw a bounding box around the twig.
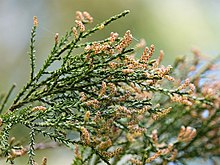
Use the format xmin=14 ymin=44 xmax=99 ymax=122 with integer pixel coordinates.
xmin=0 ymin=84 xmax=16 ymax=114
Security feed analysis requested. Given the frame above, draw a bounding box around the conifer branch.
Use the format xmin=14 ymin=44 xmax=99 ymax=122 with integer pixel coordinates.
xmin=0 ymin=10 xmax=219 ymax=165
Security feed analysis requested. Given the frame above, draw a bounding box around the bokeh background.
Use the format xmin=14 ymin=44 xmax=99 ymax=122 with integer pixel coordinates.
xmin=0 ymin=0 xmax=220 ymax=164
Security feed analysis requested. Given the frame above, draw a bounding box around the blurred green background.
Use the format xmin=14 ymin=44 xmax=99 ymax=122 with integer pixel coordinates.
xmin=1 ymin=0 xmax=220 ymax=164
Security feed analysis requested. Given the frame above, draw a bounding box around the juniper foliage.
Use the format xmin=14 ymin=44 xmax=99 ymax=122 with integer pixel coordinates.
xmin=0 ymin=10 xmax=219 ymax=165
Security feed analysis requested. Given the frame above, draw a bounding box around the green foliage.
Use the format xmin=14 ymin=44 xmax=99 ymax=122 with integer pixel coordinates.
xmin=0 ymin=10 xmax=219 ymax=165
